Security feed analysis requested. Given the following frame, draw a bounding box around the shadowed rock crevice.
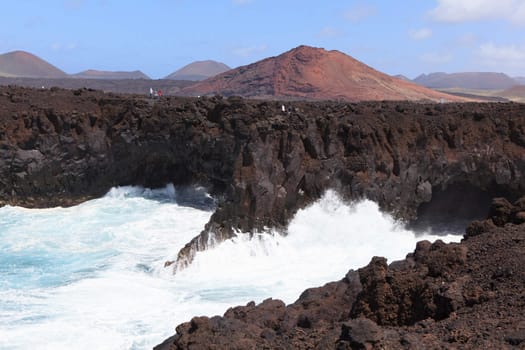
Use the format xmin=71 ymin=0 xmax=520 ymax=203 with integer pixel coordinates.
xmin=408 ymin=182 xmax=514 ymax=234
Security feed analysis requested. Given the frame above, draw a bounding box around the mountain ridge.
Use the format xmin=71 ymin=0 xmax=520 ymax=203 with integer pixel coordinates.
xmin=164 ymin=60 xmax=230 ymax=81
xmin=414 ymin=72 xmax=518 ymax=90
xmin=0 ymin=50 xmax=68 ymax=78
xmin=72 ymin=69 xmax=150 ymax=80
xmin=181 ymin=45 xmax=465 ymax=102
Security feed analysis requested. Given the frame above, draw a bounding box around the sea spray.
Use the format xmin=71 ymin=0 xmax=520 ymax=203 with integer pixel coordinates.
xmin=0 ymin=187 xmax=461 ymax=350
xmin=180 ymin=190 xmax=460 ymax=302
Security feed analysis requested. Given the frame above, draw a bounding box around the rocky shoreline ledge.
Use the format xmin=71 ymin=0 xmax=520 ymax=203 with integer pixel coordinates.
xmin=1 ymin=86 xmax=525 ymax=349
xmin=1 ymin=86 xmax=524 ymax=271
xmin=156 ymin=198 xmax=525 ymax=349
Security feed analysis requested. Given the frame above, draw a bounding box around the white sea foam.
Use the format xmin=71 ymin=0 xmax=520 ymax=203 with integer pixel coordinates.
xmin=0 ymin=187 xmax=462 ymax=350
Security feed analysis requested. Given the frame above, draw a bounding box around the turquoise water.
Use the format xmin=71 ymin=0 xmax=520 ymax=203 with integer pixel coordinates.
xmin=0 ymin=186 xmax=461 ymax=350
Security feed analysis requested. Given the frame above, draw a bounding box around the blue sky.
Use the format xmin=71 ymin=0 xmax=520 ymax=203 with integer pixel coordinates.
xmin=1 ymin=0 xmax=524 ymax=79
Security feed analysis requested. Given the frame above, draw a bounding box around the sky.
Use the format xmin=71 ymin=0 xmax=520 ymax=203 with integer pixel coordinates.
xmin=1 ymin=0 xmax=525 ymax=79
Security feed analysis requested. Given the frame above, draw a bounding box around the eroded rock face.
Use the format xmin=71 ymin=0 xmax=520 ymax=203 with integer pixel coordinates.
xmin=3 ymin=86 xmax=525 ymax=349
xmin=156 ymin=207 xmax=525 ymax=349
xmin=1 ymin=87 xmax=525 ymax=269
xmin=466 ymin=196 xmax=525 ymax=237
xmin=349 ymin=242 xmax=469 ymax=326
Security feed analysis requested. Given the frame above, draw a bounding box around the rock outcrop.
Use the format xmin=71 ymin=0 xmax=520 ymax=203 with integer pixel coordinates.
xmin=1 ymin=86 xmax=525 ymax=271
xmin=2 ymin=86 xmax=525 ymax=349
xmin=155 ymin=200 xmax=525 ymax=349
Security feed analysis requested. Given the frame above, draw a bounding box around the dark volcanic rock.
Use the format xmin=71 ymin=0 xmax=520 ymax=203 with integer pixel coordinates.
xmin=338 ymin=318 xmax=384 ymax=349
xmin=1 ymin=86 xmax=525 ymax=270
xmin=466 ymin=196 xmax=525 ymax=237
xmin=156 ymin=218 xmax=525 ymax=349
xmin=349 ymin=241 xmax=469 ymax=326
xmin=3 ymin=86 xmax=525 ymax=350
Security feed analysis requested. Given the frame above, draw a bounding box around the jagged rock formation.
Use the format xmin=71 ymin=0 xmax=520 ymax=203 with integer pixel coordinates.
xmin=156 ymin=198 xmax=525 ymax=349
xmin=1 ymin=86 xmax=525 ymax=271
xmin=2 ymin=86 xmax=525 ymax=348
xmin=181 ymin=46 xmax=465 ymax=102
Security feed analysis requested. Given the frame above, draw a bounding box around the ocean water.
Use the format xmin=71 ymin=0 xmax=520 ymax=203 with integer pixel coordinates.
xmin=0 ymin=186 xmax=461 ymax=350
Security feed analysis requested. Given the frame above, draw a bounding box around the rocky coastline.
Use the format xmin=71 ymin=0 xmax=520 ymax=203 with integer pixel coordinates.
xmin=1 ymin=86 xmax=525 ymax=348
xmin=156 ymin=198 xmax=525 ymax=349
xmin=1 ymin=86 xmax=524 ymax=268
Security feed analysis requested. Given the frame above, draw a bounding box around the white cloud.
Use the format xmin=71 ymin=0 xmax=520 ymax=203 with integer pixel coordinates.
xmin=64 ymin=0 xmax=85 ymax=10
xmin=344 ymin=4 xmax=376 ymax=22
xmin=232 ymin=0 xmax=254 ymax=5
xmin=409 ymin=28 xmax=432 ymax=40
xmin=513 ymin=2 xmax=525 ymax=22
xmin=232 ymin=44 xmax=267 ymax=57
xmin=317 ymin=27 xmax=343 ymax=38
xmin=478 ymin=42 xmax=525 ymax=72
xmin=51 ymin=42 xmax=77 ymax=51
xmin=457 ymin=33 xmax=477 ymax=47
xmin=24 ymin=16 xmax=45 ymax=29
xmin=420 ymin=52 xmax=453 ymax=64
xmin=429 ymin=0 xmax=525 ymax=24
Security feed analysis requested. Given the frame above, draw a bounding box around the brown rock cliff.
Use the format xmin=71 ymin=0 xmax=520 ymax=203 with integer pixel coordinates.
xmin=0 ymin=86 xmax=524 ymax=270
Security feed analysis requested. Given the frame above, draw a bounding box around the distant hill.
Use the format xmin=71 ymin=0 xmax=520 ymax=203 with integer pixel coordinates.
xmin=73 ymin=69 xmax=150 ymax=80
xmin=181 ymin=45 xmax=465 ymax=102
xmin=414 ymin=72 xmax=517 ymax=90
xmin=165 ymin=60 xmax=230 ymax=81
xmin=499 ymin=85 xmax=525 ymax=102
xmin=0 ymin=76 xmax=195 ymax=95
xmin=393 ymin=74 xmax=411 ymax=81
xmin=0 ymin=50 xmax=68 ymax=78
xmin=513 ymin=77 xmax=525 ymax=85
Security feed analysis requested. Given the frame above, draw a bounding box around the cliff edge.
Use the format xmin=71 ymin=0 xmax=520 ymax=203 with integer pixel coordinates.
xmin=0 ymin=87 xmax=524 ymax=270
